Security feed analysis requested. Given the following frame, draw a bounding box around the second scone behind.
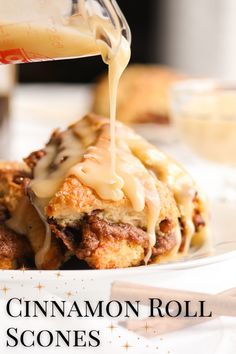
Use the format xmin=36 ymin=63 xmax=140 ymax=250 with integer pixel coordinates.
xmin=92 ymin=64 xmax=185 ymax=125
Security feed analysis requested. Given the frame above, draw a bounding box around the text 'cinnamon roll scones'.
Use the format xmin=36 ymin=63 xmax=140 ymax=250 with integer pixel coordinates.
xmin=20 ymin=114 xmax=208 ymax=270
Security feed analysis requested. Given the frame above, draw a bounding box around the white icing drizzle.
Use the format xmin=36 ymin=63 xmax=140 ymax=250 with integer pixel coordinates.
xmin=15 ymin=3 xmax=203 ymax=266
xmin=29 ymin=194 xmax=52 ymax=270
xmin=30 ymin=129 xmax=84 ymax=268
xmin=27 ymin=14 xmax=130 ymax=268
xmin=125 ymin=133 xmax=199 ymax=255
xmin=69 ymin=123 xmax=160 ymax=261
xmin=30 ymin=115 xmax=203 ymax=265
xmin=31 ymin=130 xmax=83 ymax=199
xmin=31 ymin=120 xmax=162 ymax=264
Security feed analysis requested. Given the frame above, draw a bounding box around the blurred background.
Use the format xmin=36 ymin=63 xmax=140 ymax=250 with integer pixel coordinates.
xmin=17 ymin=0 xmax=236 ymax=83
xmin=1 ymin=0 xmax=236 ymax=160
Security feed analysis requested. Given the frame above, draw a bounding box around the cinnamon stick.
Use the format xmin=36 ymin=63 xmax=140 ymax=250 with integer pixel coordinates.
xmin=111 ymin=281 xmax=236 ymax=318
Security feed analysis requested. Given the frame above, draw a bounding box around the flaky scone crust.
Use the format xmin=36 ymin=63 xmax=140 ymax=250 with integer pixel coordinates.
xmin=0 ymin=161 xmax=65 ymax=270
xmin=46 ymin=175 xmax=180 ymax=233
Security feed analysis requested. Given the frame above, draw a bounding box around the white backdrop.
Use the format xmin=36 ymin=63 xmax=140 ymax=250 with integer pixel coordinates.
xmin=156 ymin=0 xmax=236 ymax=80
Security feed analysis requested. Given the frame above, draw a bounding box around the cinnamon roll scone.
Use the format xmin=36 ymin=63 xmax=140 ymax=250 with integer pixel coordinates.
xmin=0 ymin=162 xmax=66 ymax=269
xmin=22 ymin=114 xmax=208 ymax=269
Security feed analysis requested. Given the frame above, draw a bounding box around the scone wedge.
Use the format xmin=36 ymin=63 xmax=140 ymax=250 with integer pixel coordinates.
xmin=24 ymin=114 xmax=208 ymax=269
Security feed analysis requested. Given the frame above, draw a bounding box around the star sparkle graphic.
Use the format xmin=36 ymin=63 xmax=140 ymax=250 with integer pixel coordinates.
xmin=107 ymin=323 xmax=117 ymax=332
xmin=121 ymin=342 xmax=132 ymax=351
xmin=35 ymin=283 xmax=45 ymax=291
xmin=1 ymin=286 xmax=10 ymax=296
xmin=143 ymin=322 xmax=152 ymax=332
xmin=66 ymin=291 xmax=73 ymax=298
xmin=55 ymin=271 xmax=62 ymax=278
xmin=20 ymin=265 xmax=28 ymax=273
